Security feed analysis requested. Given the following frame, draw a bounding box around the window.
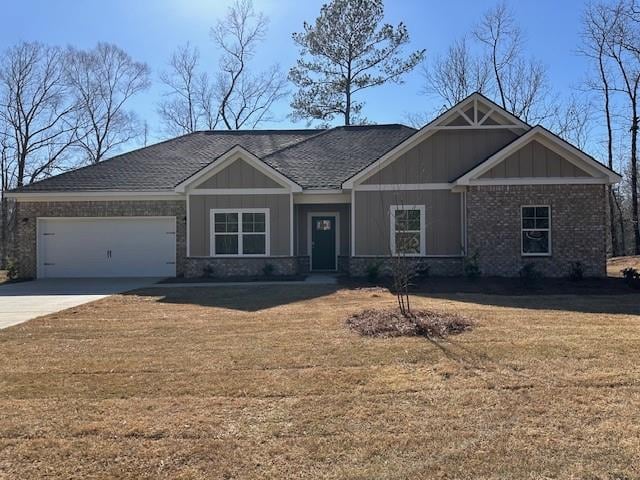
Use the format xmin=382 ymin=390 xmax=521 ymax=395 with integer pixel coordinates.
xmin=390 ymin=205 xmax=426 ymax=256
xmin=211 ymin=209 xmax=269 ymax=256
xmin=521 ymin=206 xmax=551 ymax=255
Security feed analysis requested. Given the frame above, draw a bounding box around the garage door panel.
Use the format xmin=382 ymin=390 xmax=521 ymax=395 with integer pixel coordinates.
xmin=38 ymin=218 xmax=176 ymax=278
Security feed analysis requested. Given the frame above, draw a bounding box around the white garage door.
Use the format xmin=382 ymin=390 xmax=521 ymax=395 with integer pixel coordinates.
xmin=38 ymin=217 xmax=176 ymax=278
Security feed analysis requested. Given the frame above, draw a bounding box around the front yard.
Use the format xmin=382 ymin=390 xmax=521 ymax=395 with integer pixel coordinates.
xmin=0 ymin=284 xmax=639 ymax=478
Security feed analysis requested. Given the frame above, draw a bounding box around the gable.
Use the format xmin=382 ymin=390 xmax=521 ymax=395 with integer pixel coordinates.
xmin=454 ymin=126 xmax=622 ymax=186
xmin=362 ymin=129 xmax=519 ymax=184
xmin=194 ymin=158 xmax=284 ymax=189
xmin=479 ymin=140 xmax=591 ymax=179
xmin=343 ymin=92 xmax=529 ymax=188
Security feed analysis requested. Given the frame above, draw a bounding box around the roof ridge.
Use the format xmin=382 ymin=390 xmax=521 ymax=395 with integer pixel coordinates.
xmin=261 ymin=127 xmax=337 ymax=160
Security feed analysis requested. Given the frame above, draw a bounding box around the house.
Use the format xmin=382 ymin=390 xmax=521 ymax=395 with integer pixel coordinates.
xmin=6 ymin=93 xmax=621 ymax=279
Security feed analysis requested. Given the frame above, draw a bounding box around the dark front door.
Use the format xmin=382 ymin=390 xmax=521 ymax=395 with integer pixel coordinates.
xmin=311 ymin=215 xmax=336 ymax=271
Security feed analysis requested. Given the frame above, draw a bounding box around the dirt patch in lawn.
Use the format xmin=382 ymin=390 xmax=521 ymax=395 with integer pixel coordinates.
xmin=608 ymin=255 xmax=640 ymax=277
xmin=347 ymin=308 xmax=472 ymax=338
xmin=0 ymin=285 xmax=639 ymax=479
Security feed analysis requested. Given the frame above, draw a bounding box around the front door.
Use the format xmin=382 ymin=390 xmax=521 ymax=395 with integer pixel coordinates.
xmin=311 ymin=215 xmax=336 ymax=271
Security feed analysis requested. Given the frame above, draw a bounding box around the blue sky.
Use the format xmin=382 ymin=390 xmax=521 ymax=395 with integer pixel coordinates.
xmin=0 ymin=0 xmax=592 ymax=147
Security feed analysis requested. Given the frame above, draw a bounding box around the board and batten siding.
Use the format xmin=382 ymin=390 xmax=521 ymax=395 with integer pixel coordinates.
xmin=354 ymin=190 xmax=462 ymax=256
xmin=479 ymin=140 xmax=591 ymax=179
xmin=295 ymin=204 xmax=350 ymax=256
xmin=362 ymin=129 xmax=521 ymax=184
xmin=189 ymin=194 xmax=290 ymax=256
xmin=194 ymin=159 xmax=283 ymax=189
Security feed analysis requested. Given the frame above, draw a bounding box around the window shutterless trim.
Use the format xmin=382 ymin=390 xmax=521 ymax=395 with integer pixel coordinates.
xmin=389 ymin=205 xmax=426 ymax=256
xmin=209 ymin=208 xmax=270 ymax=257
xmin=521 ymin=205 xmax=551 ymax=256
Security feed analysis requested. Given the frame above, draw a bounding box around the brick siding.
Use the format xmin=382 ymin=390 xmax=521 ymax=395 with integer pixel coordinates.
xmin=466 ymin=184 xmax=607 ymax=277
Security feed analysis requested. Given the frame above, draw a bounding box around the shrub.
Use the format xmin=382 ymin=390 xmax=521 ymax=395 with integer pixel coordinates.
xmin=463 ymin=250 xmax=481 ymax=279
xmin=621 ymin=267 xmax=640 ymax=289
xmin=203 ymin=264 xmax=215 ymax=278
xmin=263 ymin=263 xmax=275 ymax=277
xmin=519 ymin=262 xmax=542 ymax=285
xmin=415 ymin=262 xmax=430 ymax=280
xmin=366 ymin=262 xmax=382 ymax=283
xmin=568 ymin=261 xmax=584 ymax=282
xmin=5 ymin=258 xmax=18 ymax=280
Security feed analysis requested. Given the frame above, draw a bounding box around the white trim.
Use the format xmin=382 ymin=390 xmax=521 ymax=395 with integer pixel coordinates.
xmin=8 ymin=191 xmax=181 ymax=201
xmin=455 ymin=126 xmax=622 ymax=185
xmin=342 ymin=93 xmax=529 ymax=189
xmin=175 ymin=145 xmax=302 ymax=193
xmin=389 ymin=205 xmax=426 ymax=257
xmin=521 ymin=205 xmax=552 ymax=257
xmin=209 ymin=208 xmax=270 ymax=257
xmin=303 ymin=189 xmax=344 ymax=194
xmin=354 ymin=183 xmax=452 ymax=191
xmin=351 ymin=189 xmax=356 ymax=257
xmin=36 ymin=216 xmax=177 ymax=279
xmin=468 ymin=177 xmax=610 ymax=186
xmin=289 ymin=192 xmax=294 ymax=256
xmin=432 ymin=124 xmax=525 ymax=130
xmin=293 ymin=192 xmax=351 ymax=204
xmin=307 ymin=211 xmax=340 ymax=271
xmin=186 ymin=194 xmax=191 ymax=257
xmin=190 ymin=188 xmax=290 ymax=195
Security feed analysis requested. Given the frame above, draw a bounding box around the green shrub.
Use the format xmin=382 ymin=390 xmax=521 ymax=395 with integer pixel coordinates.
xmin=263 ymin=263 xmax=275 ymax=277
xmin=463 ymin=251 xmax=481 ymax=279
xmin=203 ymin=264 xmax=215 ymax=278
xmin=415 ymin=262 xmax=430 ymax=280
xmin=621 ymin=267 xmax=640 ymax=289
xmin=519 ymin=262 xmax=542 ymax=285
xmin=366 ymin=262 xmax=382 ymax=283
xmin=568 ymin=261 xmax=584 ymax=282
xmin=5 ymin=258 xmax=18 ymax=280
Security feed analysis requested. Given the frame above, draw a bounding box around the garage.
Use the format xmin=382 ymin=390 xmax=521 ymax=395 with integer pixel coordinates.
xmin=37 ymin=217 xmax=176 ymax=278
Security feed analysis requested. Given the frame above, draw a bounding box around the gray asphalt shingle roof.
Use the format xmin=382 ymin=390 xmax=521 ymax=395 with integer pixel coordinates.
xmin=13 ymin=124 xmax=416 ymax=192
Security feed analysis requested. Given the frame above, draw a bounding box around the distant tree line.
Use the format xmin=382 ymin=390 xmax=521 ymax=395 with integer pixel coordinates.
xmin=1 ymin=0 xmax=639 ymax=266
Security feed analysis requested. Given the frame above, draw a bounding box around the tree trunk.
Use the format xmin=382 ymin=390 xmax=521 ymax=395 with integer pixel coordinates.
xmin=631 ymin=112 xmax=640 ymax=254
xmin=608 ymin=188 xmax=620 ymax=256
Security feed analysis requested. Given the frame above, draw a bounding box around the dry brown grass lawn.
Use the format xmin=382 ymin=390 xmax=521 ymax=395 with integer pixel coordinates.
xmin=0 ymin=285 xmax=639 ymax=479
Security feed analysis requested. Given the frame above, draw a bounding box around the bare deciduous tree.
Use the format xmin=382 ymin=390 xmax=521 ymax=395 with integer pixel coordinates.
xmin=422 ymin=37 xmax=491 ymax=107
xmin=605 ymin=0 xmax=640 ymax=254
xmin=158 ymin=43 xmax=216 ymax=135
xmin=66 ymin=43 xmax=150 ymax=164
xmin=582 ymin=1 xmax=625 ymax=255
xmin=473 ymin=1 xmax=552 ymax=124
xmin=212 ymin=0 xmax=287 ymax=129
xmin=0 ymin=42 xmax=79 ymax=187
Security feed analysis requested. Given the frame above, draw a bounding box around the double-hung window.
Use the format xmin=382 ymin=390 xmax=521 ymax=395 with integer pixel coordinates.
xmin=521 ymin=206 xmax=551 ymax=256
xmin=390 ymin=205 xmax=426 ymax=256
xmin=211 ymin=209 xmax=269 ymax=256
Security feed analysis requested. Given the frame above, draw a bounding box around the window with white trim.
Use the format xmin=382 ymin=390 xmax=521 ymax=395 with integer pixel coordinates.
xmin=211 ymin=209 xmax=269 ymax=256
xmin=390 ymin=205 xmax=426 ymax=256
xmin=521 ymin=206 xmax=551 ymax=255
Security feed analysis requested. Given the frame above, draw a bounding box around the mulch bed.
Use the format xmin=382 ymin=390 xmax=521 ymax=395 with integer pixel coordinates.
xmin=346 ymin=308 xmax=473 ymax=339
xmin=159 ymin=274 xmax=307 ymax=283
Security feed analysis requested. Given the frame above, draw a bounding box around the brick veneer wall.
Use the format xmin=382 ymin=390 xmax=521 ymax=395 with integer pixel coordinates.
xmin=185 ymin=257 xmax=298 ymax=277
xmin=348 ymin=256 xmax=463 ymax=277
xmin=466 ymin=184 xmax=607 ymax=277
xmin=15 ymin=200 xmax=186 ymax=278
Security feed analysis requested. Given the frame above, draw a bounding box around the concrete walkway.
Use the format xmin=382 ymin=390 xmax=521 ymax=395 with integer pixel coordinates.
xmin=0 ymin=278 xmax=160 ymax=329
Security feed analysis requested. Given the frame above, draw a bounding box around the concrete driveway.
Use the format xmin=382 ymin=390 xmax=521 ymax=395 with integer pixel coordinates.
xmin=0 ymin=278 xmax=161 ymax=329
